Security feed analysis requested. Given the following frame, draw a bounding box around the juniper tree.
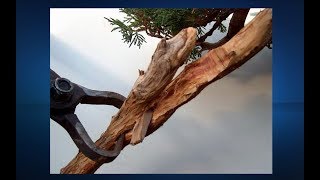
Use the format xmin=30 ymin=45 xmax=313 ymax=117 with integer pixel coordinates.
xmin=62 ymin=8 xmax=272 ymax=174
xmin=105 ymin=8 xmax=272 ymax=62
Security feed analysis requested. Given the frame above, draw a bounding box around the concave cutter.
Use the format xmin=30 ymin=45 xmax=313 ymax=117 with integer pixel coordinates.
xmin=50 ymin=69 xmax=126 ymax=162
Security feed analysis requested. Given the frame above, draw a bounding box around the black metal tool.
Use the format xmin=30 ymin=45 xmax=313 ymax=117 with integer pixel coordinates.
xmin=50 ymin=69 xmax=126 ymax=163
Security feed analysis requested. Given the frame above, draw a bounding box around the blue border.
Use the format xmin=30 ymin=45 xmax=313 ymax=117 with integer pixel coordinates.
xmin=16 ymin=0 xmax=304 ymax=178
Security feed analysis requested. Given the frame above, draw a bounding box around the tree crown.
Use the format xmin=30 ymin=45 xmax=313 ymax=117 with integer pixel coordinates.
xmin=106 ymin=8 xmax=236 ymax=61
xmin=106 ymin=8 xmax=271 ymax=62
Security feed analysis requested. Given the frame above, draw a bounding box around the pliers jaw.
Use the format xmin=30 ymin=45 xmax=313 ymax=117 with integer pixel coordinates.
xmin=50 ymin=69 xmax=126 ymax=162
xmin=51 ymin=113 xmax=125 ymax=162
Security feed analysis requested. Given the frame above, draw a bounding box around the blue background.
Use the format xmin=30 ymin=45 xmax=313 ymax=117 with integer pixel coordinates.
xmin=16 ymin=0 xmax=304 ymax=178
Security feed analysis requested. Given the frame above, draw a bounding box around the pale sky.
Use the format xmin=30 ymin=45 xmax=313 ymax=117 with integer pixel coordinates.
xmin=50 ymin=8 xmax=271 ymax=174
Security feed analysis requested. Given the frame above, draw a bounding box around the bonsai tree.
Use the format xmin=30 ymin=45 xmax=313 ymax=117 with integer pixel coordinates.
xmin=61 ymin=8 xmax=272 ymax=174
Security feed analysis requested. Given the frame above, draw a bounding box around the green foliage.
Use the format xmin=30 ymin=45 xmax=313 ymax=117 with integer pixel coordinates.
xmin=196 ymin=26 xmax=206 ymax=38
xmin=105 ymin=17 xmax=146 ymax=48
xmin=188 ymin=46 xmax=202 ymax=63
xmin=218 ymin=23 xmax=227 ymax=33
xmin=106 ymin=8 xmax=231 ymax=60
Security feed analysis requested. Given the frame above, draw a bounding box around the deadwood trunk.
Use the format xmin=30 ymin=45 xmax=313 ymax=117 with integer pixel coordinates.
xmin=61 ymin=8 xmax=272 ymax=174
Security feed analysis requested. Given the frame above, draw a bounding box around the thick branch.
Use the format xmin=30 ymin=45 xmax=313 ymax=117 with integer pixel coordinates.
xmin=192 ymin=8 xmax=235 ymax=27
xmin=198 ymin=8 xmax=250 ymax=51
xmin=61 ymin=8 xmax=272 ymax=174
xmin=197 ymin=9 xmax=235 ymax=43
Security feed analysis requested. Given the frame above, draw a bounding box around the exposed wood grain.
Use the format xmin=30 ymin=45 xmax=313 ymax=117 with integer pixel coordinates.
xmin=130 ymin=109 xmax=153 ymax=145
xmin=61 ymin=8 xmax=272 ymax=174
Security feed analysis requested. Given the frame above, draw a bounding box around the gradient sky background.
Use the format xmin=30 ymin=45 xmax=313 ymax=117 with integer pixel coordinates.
xmin=50 ymin=8 xmax=272 ymax=174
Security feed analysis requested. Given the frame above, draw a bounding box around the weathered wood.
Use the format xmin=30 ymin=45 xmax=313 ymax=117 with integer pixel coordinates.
xmin=61 ymin=8 xmax=272 ymax=174
xmin=132 ymin=28 xmax=197 ymax=102
xmin=129 ymin=27 xmax=197 ymax=144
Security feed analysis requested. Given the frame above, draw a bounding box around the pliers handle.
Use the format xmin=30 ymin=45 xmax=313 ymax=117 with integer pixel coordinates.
xmin=50 ymin=69 xmax=126 ymax=162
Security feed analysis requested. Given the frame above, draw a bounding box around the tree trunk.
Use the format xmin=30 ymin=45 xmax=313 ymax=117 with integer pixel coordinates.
xmin=60 ymin=8 xmax=272 ymax=174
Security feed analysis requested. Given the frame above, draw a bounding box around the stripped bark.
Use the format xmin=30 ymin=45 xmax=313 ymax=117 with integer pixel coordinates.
xmin=61 ymin=8 xmax=272 ymax=174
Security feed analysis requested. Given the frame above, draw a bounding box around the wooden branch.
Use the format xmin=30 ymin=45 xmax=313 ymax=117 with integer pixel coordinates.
xmin=198 ymin=8 xmax=250 ymax=51
xmin=117 ymin=28 xmax=197 ymax=145
xmin=197 ymin=9 xmax=234 ymax=43
xmin=61 ymin=8 xmax=272 ymax=174
xmin=129 ymin=27 xmax=197 ymax=143
xmin=192 ymin=8 xmax=235 ymax=27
